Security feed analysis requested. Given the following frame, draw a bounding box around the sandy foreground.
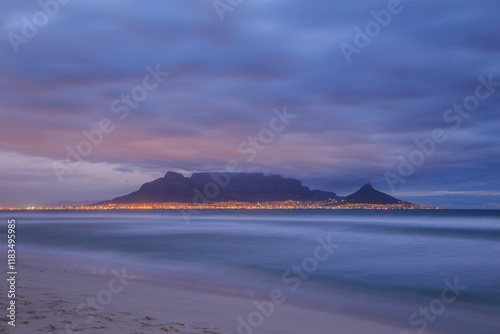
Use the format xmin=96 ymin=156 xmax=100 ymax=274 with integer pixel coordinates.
xmin=1 ymin=253 xmax=417 ymax=334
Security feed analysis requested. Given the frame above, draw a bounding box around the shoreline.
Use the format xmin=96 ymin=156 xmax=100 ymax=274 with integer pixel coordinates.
xmin=2 ymin=211 xmax=498 ymax=333
xmin=2 ymin=251 xmax=419 ymax=334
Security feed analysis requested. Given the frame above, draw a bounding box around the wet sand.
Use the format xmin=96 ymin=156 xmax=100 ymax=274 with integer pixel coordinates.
xmin=1 ymin=252 xmax=418 ymax=334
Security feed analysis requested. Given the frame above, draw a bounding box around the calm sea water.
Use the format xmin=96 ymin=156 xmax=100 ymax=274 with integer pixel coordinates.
xmin=2 ymin=210 xmax=500 ymax=333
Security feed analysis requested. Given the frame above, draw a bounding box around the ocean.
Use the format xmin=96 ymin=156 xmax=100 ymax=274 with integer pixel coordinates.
xmin=2 ymin=210 xmax=500 ymax=333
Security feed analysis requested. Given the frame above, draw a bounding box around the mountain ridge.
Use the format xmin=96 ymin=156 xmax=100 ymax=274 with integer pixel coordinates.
xmin=100 ymin=171 xmax=412 ymax=206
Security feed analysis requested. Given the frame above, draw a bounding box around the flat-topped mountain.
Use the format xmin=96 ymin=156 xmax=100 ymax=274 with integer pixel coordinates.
xmin=100 ymin=171 xmax=410 ymax=206
xmin=104 ymin=172 xmax=338 ymax=204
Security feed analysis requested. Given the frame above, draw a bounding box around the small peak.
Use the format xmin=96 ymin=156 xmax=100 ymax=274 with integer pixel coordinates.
xmin=164 ymin=171 xmax=185 ymax=180
xmin=360 ymin=183 xmax=374 ymax=191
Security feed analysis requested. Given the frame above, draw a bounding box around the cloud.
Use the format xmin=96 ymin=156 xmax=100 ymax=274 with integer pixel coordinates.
xmin=0 ymin=0 xmax=499 ymax=207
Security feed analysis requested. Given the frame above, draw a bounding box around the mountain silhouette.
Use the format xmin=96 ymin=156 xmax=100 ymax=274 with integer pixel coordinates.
xmin=343 ymin=183 xmax=402 ymax=205
xmin=103 ymin=172 xmax=338 ymax=204
xmin=101 ymin=172 xmax=407 ymax=205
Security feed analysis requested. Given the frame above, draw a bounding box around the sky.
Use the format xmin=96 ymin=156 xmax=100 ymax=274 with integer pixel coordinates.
xmin=0 ymin=0 xmax=499 ymax=208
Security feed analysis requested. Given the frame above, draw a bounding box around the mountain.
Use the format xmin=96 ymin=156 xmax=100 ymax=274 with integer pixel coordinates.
xmin=103 ymin=171 xmax=338 ymax=204
xmin=343 ymin=183 xmax=402 ymax=205
xmin=101 ymin=171 xmax=408 ymax=206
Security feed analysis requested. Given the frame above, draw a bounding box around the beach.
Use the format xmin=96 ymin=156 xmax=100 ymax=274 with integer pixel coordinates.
xmin=1 ymin=210 xmax=499 ymax=333
xmin=3 ymin=252 xmax=416 ymax=334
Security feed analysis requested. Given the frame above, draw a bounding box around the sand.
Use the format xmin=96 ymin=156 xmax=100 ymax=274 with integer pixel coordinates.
xmin=1 ymin=253 xmax=420 ymax=334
